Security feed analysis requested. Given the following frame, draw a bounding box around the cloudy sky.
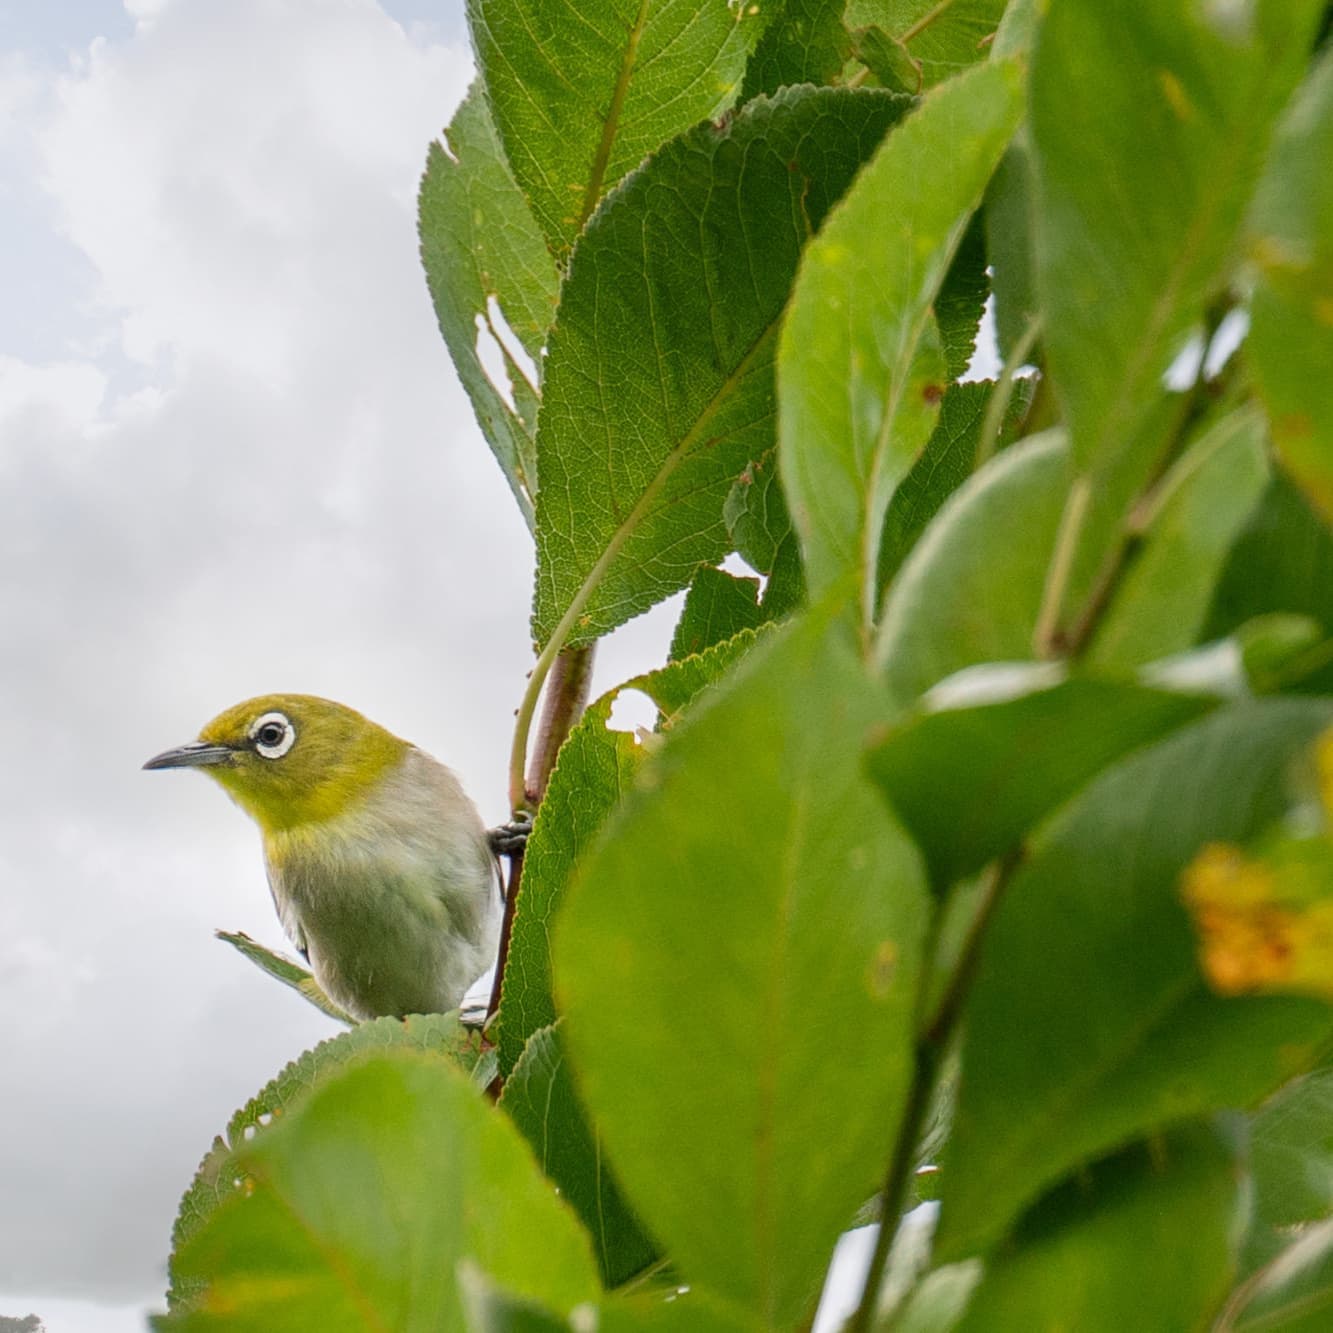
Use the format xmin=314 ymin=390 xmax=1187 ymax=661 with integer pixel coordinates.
xmin=0 ymin=2 xmax=683 ymax=1325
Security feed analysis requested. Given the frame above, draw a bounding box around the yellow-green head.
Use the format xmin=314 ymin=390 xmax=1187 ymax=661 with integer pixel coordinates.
xmin=143 ymin=693 xmax=409 ymax=833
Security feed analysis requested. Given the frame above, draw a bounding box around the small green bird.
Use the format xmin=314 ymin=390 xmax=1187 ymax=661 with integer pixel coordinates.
xmin=144 ymin=694 xmax=503 ymax=1021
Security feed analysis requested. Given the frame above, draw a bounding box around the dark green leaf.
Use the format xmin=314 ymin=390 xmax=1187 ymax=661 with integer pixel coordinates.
xmin=500 ymin=1022 xmax=657 ymax=1287
xmin=669 ymin=567 xmax=765 ymax=662
xmin=876 ymin=378 xmax=1033 ymax=590
xmin=534 ymin=86 xmax=910 ymax=649
xmin=780 ymin=60 xmax=1023 ymax=629
xmin=847 ymin=0 xmax=1007 ymax=93
xmin=937 ymin=700 xmax=1333 ymax=1260
xmin=1030 ymin=0 xmax=1322 ymax=478
xmin=555 ymin=608 xmax=928 ymax=1325
xmin=955 ymin=1124 xmax=1241 ymax=1332
xmin=419 ymin=83 xmax=559 ymax=526
xmin=724 ymin=448 xmax=806 ymax=617
xmin=936 ymin=214 xmax=989 ymax=381
xmin=468 ymin=0 xmax=771 ymax=259
xmin=1207 ymin=471 xmax=1333 ymax=675
xmin=630 ymin=624 xmax=771 ymax=722
xmin=742 ymin=0 xmax=851 ymax=98
xmin=1248 ymin=48 xmax=1333 ymax=523
xmin=163 ymin=1048 xmax=594 ymax=1327
xmin=875 ymin=431 xmax=1071 ymax=707
xmin=1086 ymin=407 xmax=1270 ymax=670
xmin=867 ymin=671 xmax=1216 ymax=889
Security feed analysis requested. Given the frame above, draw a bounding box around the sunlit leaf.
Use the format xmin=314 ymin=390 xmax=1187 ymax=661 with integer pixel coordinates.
xmin=779 ymin=59 xmax=1023 ymax=632
xmin=876 ymin=431 xmax=1070 ymax=706
xmin=556 ymin=607 xmax=928 ymax=1325
xmin=161 ymin=1034 xmax=557 ymax=1317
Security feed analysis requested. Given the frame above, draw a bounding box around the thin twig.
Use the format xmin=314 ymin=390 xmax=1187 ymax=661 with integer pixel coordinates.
xmin=489 ymin=648 xmax=596 ymax=1046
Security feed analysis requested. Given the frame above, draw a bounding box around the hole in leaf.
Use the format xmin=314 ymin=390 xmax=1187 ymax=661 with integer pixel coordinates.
xmin=486 ymin=294 xmax=539 ymax=394
xmin=474 ymin=313 xmax=516 ymax=413
xmin=607 ymin=688 xmax=657 ymax=737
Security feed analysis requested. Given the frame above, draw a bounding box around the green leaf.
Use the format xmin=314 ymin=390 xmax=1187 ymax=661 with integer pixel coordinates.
xmin=1207 ymin=470 xmax=1333 ymax=694
xmin=876 ymin=377 xmax=1033 ymax=591
xmin=779 ymin=59 xmax=1024 ymax=631
xmin=500 ymin=1022 xmax=657 ymax=1287
xmin=1030 ymin=0 xmax=1322 ymax=478
xmin=494 ymin=695 xmax=643 ymax=1078
xmin=419 ymin=82 xmax=559 ymax=526
xmin=495 ymin=630 xmax=764 ymax=1076
xmin=555 ymin=607 xmax=929 ymax=1326
xmin=1248 ymin=48 xmax=1333 ymax=523
xmin=458 ymin=1264 xmax=573 ymax=1333
xmin=1233 ymin=1218 xmax=1333 ymax=1332
xmin=867 ymin=670 xmax=1216 ymax=890
xmin=990 ymin=0 xmax=1040 ymax=61
xmin=165 ymin=1018 xmax=507 ymax=1312
xmin=985 ymin=141 xmax=1038 ymax=360
xmin=936 ymin=214 xmax=989 ymax=382
xmin=847 ymin=1 xmax=1008 ymax=93
xmin=669 ymin=567 xmax=766 ymax=662
xmin=875 ymin=431 xmax=1071 ymax=706
xmin=724 ymin=449 xmax=806 ymax=618
xmin=741 ymin=0 xmax=851 ymax=99
xmin=468 ymin=0 xmax=771 ymax=260
xmin=1086 ymin=407 xmax=1271 ymax=670
xmin=1244 ymin=1067 xmax=1333 ymax=1275
xmin=937 ymin=699 xmax=1333 ymax=1261
xmin=630 ymin=624 xmax=771 ymax=721
xmin=533 ymin=86 xmax=910 ymax=650
xmin=955 ymin=1124 xmax=1242 ymax=1333
xmin=215 ymin=930 xmax=353 ymax=1025
xmin=157 ymin=1051 xmax=599 ymax=1330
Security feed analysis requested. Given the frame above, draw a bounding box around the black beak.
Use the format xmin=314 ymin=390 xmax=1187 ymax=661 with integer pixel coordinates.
xmin=142 ymin=741 xmax=236 ymax=771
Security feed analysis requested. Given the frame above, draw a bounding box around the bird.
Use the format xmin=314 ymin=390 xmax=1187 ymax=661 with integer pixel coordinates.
xmin=143 ymin=694 xmax=504 ymax=1021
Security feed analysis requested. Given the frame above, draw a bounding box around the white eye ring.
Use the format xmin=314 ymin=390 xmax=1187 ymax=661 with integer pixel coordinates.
xmin=250 ymin=711 xmax=296 ymax=760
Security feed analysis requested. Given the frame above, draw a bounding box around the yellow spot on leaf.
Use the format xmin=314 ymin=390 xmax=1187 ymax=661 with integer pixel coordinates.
xmin=868 ymin=939 xmax=899 ymax=998
xmin=1158 ymin=69 xmax=1194 ymax=121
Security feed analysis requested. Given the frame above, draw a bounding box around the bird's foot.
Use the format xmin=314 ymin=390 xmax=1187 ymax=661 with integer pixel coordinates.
xmin=488 ymin=810 xmax=533 ymax=856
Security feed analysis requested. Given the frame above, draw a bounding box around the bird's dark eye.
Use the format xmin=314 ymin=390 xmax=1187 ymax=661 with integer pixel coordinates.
xmin=250 ymin=711 xmax=296 ymax=759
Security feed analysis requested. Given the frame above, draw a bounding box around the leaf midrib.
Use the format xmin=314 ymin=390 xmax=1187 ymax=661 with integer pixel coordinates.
xmin=579 ymin=0 xmax=653 ymax=234
xmin=539 ymin=317 xmax=782 ymax=652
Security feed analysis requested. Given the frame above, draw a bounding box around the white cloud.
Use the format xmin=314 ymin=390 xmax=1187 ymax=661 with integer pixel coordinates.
xmin=0 ymin=0 xmax=520 ymax=1306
